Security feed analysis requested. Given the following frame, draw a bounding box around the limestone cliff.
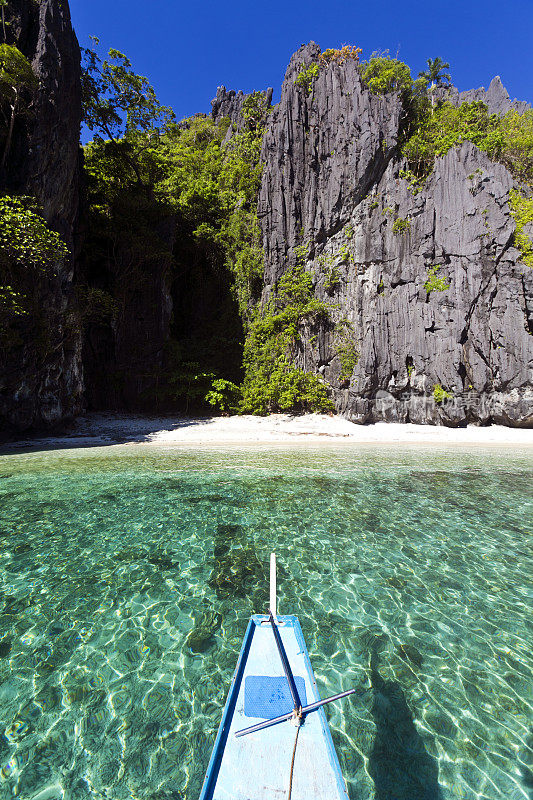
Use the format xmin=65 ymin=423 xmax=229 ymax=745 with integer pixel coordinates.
xmin=0 ymin=0 xmax=83 ymax=433
xmin=257 ymin=44 xmax=533 ymax=426
xmin=1 ymin=19 xmax=532 ymax=431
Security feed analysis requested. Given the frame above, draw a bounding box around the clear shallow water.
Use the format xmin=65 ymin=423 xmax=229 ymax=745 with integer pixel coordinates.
xmin=0 ymin=444 xmax=531 ymax=800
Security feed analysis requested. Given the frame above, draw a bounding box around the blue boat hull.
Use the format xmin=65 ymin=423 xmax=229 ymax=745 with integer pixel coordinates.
xmin=198 ymin=614 xmax=350 ymax=800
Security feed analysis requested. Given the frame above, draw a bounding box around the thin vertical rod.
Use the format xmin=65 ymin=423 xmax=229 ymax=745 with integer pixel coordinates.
xmin=269 ymin=552 xmax=277 ymax=622
xmin=269 ymin=612 xmax=301 ymax=713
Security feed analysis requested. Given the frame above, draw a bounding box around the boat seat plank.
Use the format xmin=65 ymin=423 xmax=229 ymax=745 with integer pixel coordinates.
xmin=244 ymin=675 xmax=307 ymax=717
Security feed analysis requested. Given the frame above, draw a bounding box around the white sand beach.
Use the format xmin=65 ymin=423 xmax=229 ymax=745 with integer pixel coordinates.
xmin=4 ymin=413 xmax=533 ymax=449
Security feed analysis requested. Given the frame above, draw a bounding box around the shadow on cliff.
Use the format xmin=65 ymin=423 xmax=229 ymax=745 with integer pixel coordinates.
xmin=368 ymin=648 xmax=443 ymax=800
xmin=0 ymin=414 xmax=213 ymax=454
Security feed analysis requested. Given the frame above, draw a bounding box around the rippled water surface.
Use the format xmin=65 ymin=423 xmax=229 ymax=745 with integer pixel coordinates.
xmin=0 ymin=444 xmax=531 ymax=800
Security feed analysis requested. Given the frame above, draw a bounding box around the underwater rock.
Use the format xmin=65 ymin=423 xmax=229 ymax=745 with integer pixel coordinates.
xmin=147 ymin=552 xmax=179 ymax=570
xmin=358 ymin=626 xmax=389 ymax=653
xmin=385 ymin=576 xmax=407 ymax=590
xmin=1 ymin=595 xmax=27 ymax=617
xmin=209 ymin=524 xmax=265 ymax=600
xmin=397 ymin=643 xmax=424 ymax=670
xmin=34 ymin=685 xmax=62 ymax=712
xmin=112 ymin=549 xmax=144 ymax=562
xmin=183 ymin=494 xmax=226 ymax=504
xmin=0 ymin=638 xmax=11 ymax=658
xmin=112 ymin=548 xmax=178 ymax=570
xmin=186 ymin=610 xmax=222 ymax=653
xmin=4 ymin=718 xmax=32 ymax=743
xmin=13 ymin=543 xmax=31 ymax=554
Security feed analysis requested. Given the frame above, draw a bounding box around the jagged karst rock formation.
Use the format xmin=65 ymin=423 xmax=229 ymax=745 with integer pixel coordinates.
xmin=455 ymin=75 xmax=530 ymax=116
xmin=212 ymin=85 xmax=273 ymax=129
xmin=259 ymin=43 xmax=403 ymax=277
xmin=0 ymin=0 xmax=83 ymax=433
xmin=257 ymin=43 xmax=533 ymax=426
xmin=1 ymin=10 xmax=531 ymax=433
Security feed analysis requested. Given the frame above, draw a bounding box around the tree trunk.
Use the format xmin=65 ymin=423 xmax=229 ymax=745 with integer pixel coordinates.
xmin=1 ymin=90 xmax=17 ymax=171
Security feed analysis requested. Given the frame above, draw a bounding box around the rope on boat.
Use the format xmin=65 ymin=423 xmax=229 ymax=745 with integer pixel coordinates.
xmin=287 ymin=722 xmax=300 ymax=800
xmin=287 ymin=708 xmax=303 ymax=800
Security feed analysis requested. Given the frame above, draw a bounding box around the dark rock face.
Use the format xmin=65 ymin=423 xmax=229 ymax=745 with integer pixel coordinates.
xmin=0 ymin=0 xmax=83 ymax=434
xmin=258 ymin=44 xmax=533 ymax=426
xmin=82 ymin=216 xmax=175 ymax=411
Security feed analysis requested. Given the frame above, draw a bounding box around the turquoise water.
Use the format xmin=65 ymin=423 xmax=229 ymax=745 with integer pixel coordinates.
xmin=0 ymin=444 xmax=531 ymax=800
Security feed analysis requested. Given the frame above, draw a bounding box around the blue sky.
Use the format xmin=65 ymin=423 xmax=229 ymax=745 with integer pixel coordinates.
xmin=70 ymin=0 xmax=533 ymax=125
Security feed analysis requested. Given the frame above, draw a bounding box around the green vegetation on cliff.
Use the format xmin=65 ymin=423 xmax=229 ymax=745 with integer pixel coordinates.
xmin=424 ymin=264 xmax=451 ymax=293
xmin=361 ymin=54 xmax=415 ymax=95
xmin=509 ymin=189 xmax=533 ymax=268
xmin=355 ymin=49 xmax=533 ymax=190
xmin=400 ymin=95 xmax=533 ymax=188
xmin=0 ymin=44 xmax=38 ymax=170
xmin=0 ymin=196 xmax=70 ymax=352
xmin=84 ymin=79 xmax=333 ymax=414
xmin=79 ymin=41 xmax=532 ymax=416
xmin=81 ymin=44 xmax=271 ymax=412
xmin=402 ymin=101 xmax=503 ymax=175
xmin=240 ymin=263 xmax=333 ymax=414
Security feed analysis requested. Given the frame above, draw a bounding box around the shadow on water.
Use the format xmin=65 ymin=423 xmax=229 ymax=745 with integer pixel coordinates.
xmin=368 ymin=648 xmax=442 ymax=800
xmin=209 ymin=524 xmax=265 ymax=601
xmin=520 ymin=729 xmax=533 ymax=799
xmin=186 ymin=524 xmax=265 ymax=654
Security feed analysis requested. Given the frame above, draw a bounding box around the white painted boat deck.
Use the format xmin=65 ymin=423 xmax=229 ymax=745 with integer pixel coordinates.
xmin=199 ymin=615 xmax=349 ymax=800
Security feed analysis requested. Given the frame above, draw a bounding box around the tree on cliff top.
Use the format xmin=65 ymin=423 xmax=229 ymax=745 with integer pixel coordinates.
xmin=81 ymin=39 xmax=175 ymax=186
xmin=418 ymin=57 xmax=451 ymax=108
xmin=0 ymin=0 xmax=7 ymax=44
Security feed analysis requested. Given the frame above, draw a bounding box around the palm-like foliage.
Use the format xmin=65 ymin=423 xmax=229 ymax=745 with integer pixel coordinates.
xmin=418 ymin=57 xmax=451 ymax=108
xmin=419 ymin=57 xmax=451 ymax=86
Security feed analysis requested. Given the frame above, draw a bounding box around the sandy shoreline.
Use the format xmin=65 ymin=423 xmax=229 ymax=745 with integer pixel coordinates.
xmin=3 ymin=412 xmax=533 ymax=450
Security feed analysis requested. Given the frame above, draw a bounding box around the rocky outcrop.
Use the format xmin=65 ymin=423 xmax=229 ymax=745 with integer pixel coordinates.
xmin=258 ymin=44 xmax=533 ymax=426
xmin=0 ymin=0 xmax=83 ymax=434
xmin=457 ymin=76 xmax=530 ymax=116
xmin=2 ymin=22 xmax=531 ymax=430
xmin=212 ymin=86 xmax=273 ymax=125
xmin=211 ymin=85 xmax=273 ymax=143
xmin=259 ymin=43 xmax=402 ymax=283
